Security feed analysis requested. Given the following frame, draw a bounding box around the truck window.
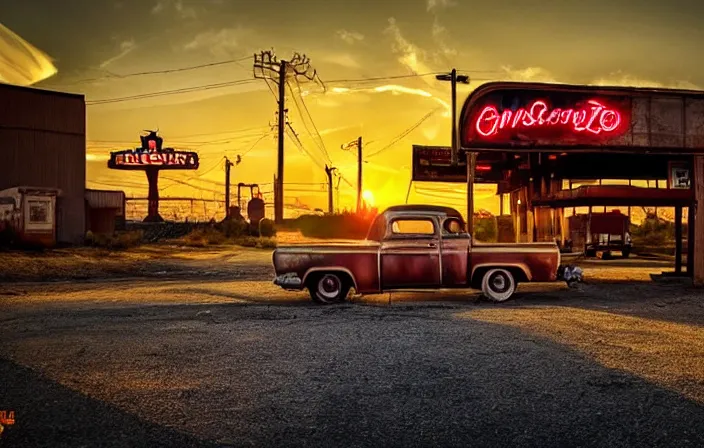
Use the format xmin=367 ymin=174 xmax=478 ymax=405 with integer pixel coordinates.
xmin=390 ymin=219 xmax=435 ymax=236
xmin=442 ymin=217 xmax=467 ymax=238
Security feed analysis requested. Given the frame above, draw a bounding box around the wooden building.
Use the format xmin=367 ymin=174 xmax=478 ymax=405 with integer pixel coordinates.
xmin=0 ymin=83 xmax=86 ymax=244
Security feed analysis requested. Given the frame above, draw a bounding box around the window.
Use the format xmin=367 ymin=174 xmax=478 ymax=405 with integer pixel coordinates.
xmin=28 ymin=201 xmax=49 ymax=223
xmin=390 ymin=219 xmax=435 ymax=235
xmin=442 ymin=218 xmax=465 ymax=236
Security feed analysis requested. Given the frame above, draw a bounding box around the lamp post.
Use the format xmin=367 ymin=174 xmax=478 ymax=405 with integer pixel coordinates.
xmin=435 ymin=69 xmax=470 ymax=166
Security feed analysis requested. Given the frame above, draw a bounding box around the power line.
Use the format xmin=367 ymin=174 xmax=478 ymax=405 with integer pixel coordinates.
xmin=86 ymin=78 xmax=258 ymax=105
xmin=196 ymin=157 xmax=226 ymax=178
xmin=285 ymin=124 xmax=327 ymax=171
xmin=285 ymin=122 xmax=352 ymax=189
xmin=87 ymin=130 xmax=271 ymax=149
xmin=294 ymin=77 xmax=331 ymax=162
xmin=366 ymin=107 xmax=443 ymax=158
xmin=166 ymin=126 xmax=269 ymax=140
xmin=286 ymin=79 xmax=331 ymax=164
xmin=324 ymin=71 xmax=499 ymax=84
xmin=63 ymin=56 xmax=252 ymax=85
xmin=160 ymin=176 xmax=224 ymax=195
xmin=240 ymin=132 xmax=273 ymax=158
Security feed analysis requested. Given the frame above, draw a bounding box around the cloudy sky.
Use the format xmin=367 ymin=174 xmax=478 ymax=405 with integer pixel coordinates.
xmin=2 ymin=0 xmax=703 ymax=216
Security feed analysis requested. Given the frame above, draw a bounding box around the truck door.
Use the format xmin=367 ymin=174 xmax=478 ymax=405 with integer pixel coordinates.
xmin=441 ymin=217 xmax=471 ymax=286
xmin=380 ymin=216 xmax=441 ymax=289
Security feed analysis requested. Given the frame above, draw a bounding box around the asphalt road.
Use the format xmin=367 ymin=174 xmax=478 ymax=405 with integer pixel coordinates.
xmin=1 ymin=254 xmax=703 ymax=447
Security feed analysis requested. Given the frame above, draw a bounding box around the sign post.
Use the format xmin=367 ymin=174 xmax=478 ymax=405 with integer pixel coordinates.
xmin=108 ymin=131 xmax=199 ymax=222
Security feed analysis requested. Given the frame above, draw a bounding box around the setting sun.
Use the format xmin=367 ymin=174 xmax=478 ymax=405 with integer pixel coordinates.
xmin=362 ymin=190 xmax=375 ymax=207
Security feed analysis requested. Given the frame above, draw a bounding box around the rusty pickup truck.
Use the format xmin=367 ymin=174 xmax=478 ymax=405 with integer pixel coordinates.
xmin=273 ymin=205 xmax=582 ymax=304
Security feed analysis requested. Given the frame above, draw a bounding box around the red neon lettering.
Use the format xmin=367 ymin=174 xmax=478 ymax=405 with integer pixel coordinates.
xmin=474 ymin=99 xmax=622 ymax=137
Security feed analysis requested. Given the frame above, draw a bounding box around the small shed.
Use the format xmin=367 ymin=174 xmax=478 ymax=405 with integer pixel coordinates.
xmin=85 ymin=189 xmax=126 ymax=235
xmin=0 ymin=186 xmax=61 ymax=247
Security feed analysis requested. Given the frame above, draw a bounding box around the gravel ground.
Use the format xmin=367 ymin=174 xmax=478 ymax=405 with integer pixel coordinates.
xmin=1 ymin=251 xmax=703 ymax=447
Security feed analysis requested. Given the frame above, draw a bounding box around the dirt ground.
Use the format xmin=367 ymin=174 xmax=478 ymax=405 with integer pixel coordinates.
xmin=1 ymin=234 xmax=703 ymax=447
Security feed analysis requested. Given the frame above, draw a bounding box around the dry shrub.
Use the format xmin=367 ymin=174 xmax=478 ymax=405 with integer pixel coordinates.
xmin=294 ymin=212 xmax=376 ymax=239
xmin=257 ymin=219 xmax=276 ymax=237
xmin=85 ymin=230 xmax=143 ymax=250
xmin=182 ymin=228 xmax=227 ymax=247
xmin=218 ymin=219 xmax=249 ymax=238
xmin=233 ymin=236 xmax=277 ymax=249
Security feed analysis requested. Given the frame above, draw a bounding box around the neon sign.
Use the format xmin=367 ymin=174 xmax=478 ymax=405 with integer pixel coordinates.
xmin=107 ymin=131 xmax=199 ymax=170
xmin=107 ymin=131 xmax=199 ymax=222
xmin=111 ymin=150 xmax=198 ymax=168
xmin=474 ymin=99 xmax=623 ymax=138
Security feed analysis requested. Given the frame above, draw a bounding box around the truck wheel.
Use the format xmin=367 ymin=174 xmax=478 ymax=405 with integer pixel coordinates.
xmin=309 ymin=273 xmax=350 ymax=304
xmin=481 ymin=268 xmax=516 ymax=302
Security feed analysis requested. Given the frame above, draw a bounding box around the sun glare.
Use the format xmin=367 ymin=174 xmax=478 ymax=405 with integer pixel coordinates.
xmin=362 ymin=190 xmax=375 ymax=206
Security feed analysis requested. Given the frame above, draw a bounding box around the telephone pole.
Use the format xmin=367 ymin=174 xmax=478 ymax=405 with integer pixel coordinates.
xmin=254 ymin=50 xmax=322 ymax=224
xmin=436 ymin=69 xmax=469 ymax=166
xmin=276 ymin=60 xmax=287 ymax=224
xmin=324 ymin=165 xmax=337 ymax=214
xmin=342 ymin=137 xmax=363 ymax=213
xmin=225 ymin=157 xmax=234 ymax=219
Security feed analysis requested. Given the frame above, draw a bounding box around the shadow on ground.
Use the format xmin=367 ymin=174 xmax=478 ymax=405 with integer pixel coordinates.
xmin=0 ymin=358 xmax=220 ymax=447
xmin=2 ymin=305 xmax=704 ymax=447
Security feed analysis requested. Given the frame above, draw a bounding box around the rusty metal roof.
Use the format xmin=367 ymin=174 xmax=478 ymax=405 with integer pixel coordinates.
xmin=85 ymin=189 xmax=125 ymax=210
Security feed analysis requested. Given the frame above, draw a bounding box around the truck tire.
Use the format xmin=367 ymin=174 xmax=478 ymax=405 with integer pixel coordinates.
xmin=308 ymin=273 xmax=350 ymax=304
xmin=481 ymin=268 xmax=516 ymax=302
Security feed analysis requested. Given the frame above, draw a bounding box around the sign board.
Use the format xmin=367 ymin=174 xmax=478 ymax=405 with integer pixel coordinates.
xmin=668 ymin=161 xmax=691 ymax=189
xmin=411 ymin=145 xmax=503 ymax=183
xmin=108 ymin=149 xmax=199 ymax=169
xmin=412 ymin=145 xmax=467 ymax=182
xmin=460 ymin=82 xmax=704 ymax=152
xmin=108 ymin=131 xmax=199 ymax=170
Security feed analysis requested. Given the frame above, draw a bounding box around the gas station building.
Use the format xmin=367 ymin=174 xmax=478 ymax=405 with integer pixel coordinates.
xmin=413 ymin=81 xmax=704 ymax=284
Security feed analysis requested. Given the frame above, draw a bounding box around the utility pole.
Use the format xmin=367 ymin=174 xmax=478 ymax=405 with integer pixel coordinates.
xmin=225 ymin=157 xmax=234 ymax=218
xmin=342 ymin=137 xmax=363 ymax=213
xmin=324 ymin=165 xmax=337 ymax=214
xmin=254 ymin=50 xmax=322 ymax=224
xmin=357 ymin=136 xmax=362 ymax=213
xmin=436 ymin=69 xmax=470 ymax=166
xmin=276 ymin=60 xmax=287 ymax=224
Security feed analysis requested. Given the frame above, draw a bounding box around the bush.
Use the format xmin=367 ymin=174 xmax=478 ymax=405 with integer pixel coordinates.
xmin=233 ymin=236 xmax=277 ymax=249
xmin=293 ymin=211 xmax=376 ymax=239
xmin=217 ymin=219 xmax=249 ymax=238
xmin=181 ymin=225 xmax=276 ymax=249
xmin=630 ymin=214 xmax=675 ymax=247
xmin=473 ymin=217 xmax=498 ymax=242
xmin=257 ymin=218 xmax=276 ymax=237
xmin=85 ymin=230 xmax=143 ymax=250
xmin=182 ymin=228 xmax=227 ymax=247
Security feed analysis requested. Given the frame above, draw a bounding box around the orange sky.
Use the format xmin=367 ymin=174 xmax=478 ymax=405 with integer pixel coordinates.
xmin=3 ymin=0 xmax=704 ymax=219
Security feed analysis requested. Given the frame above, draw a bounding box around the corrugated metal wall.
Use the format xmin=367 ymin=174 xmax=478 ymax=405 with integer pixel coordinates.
xmin=85 ymin=189 xmax=125 ymax=213
xmin=0 ymin=83 xmax=86 ymax=244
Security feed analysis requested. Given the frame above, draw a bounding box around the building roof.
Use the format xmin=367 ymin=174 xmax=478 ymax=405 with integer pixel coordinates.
xmin=0 ymin=81 xmax=84 ymax=100
xmin=0 ymin=186 xmax=62 ymax=196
